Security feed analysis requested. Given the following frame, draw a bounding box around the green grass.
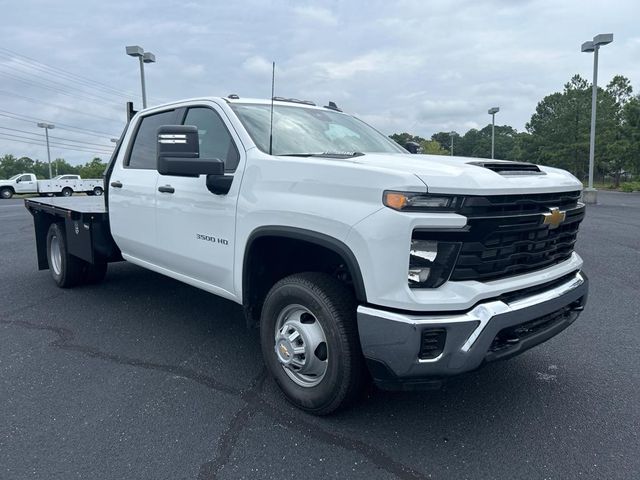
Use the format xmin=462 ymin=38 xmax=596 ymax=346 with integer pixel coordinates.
xmin=620 ymin=182 xmax=640 ymax=193
xmin=592 ymin=181 xmax=640 ymax=192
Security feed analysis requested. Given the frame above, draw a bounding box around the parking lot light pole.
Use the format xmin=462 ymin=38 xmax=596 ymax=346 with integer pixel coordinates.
xmin=37 ymin=122 xmax=55 ymax=178
xmin=488 ymin=107 xmax=499 ymax=159
xmin=450 ymin=131 xmax=454 ymax=156
xmin=581 ymin=33 xmax=613 ymax=204
xmin=126 ymin=46 xmax=156 ymax=109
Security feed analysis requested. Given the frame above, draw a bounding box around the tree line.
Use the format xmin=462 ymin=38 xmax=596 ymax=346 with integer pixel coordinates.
xmin=391 ymin=74 xmax=640 ymax=188
xmin=0 ymin=154 xmax=107 ymax=179
xmin=2 ymin=73 xmax=639 ymax=188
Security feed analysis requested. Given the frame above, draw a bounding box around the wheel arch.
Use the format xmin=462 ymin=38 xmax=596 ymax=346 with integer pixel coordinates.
xmin=242 ymin=226 xmax=367 ymax=326
xmin=0 ymin=185 xmax=15 ymax=197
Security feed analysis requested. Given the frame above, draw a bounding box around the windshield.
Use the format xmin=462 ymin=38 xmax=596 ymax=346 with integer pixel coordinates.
xmin=8 ymin=174 xmax=21 ymax=180
xmin=230 ymin=104 xmax=405 ymax=156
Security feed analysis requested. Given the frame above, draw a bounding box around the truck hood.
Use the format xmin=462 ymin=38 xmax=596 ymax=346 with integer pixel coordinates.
xmin=0 ymin=179 xmax=14 ymax=187
xmin=349 ymin=153 xmax=583 ymax=195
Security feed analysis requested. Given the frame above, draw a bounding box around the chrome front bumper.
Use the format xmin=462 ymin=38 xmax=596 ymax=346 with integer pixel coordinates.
xmin=357 ymin=271 xmax=588 ymax=390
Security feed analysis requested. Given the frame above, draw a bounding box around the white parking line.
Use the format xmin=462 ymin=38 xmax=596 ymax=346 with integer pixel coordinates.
xmin=0 ymin=204 xmax=24 ymax=208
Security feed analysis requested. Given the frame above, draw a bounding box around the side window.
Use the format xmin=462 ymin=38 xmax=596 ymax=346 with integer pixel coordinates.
xmin=183 ymin=107 xmax=240 ymax=172
xmin=128 ymin=110 xmax=177 ymax=169
xmin=19 ymin=175 xmax=32 ymax=182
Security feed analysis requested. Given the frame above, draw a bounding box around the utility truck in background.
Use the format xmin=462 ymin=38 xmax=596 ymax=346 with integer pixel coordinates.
xmin=0 ymin=173 xmax=104 ymax=199
xmin=24 ymin=96 xmax=588 ymax=415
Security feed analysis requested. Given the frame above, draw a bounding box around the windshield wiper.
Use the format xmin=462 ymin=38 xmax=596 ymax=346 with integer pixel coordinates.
xmin=278 ymin=152 xmax=364 ymax=158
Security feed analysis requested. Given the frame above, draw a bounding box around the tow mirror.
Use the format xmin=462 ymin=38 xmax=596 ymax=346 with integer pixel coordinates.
xmin=156 ymin=125 xmax=225 ymax=177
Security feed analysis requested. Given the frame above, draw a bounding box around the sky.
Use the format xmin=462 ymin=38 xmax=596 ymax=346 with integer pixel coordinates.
xmin=1 ymin=0 xmax=639 ymax=165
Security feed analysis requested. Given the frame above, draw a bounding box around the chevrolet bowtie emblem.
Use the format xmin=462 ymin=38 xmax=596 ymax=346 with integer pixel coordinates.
xmin=543 ymin=207 xmax=566 ymax=229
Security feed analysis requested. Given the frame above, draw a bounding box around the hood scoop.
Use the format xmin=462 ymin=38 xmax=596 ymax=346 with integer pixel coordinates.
xmin=467 ymin=161 xmax=544 ymax=176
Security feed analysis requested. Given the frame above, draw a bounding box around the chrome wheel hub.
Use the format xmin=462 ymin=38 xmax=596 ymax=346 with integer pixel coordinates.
xmin=274 ymin=305 xmax=328 ymax=387
xmin=50 ymin=235 xmax=62 ymax=275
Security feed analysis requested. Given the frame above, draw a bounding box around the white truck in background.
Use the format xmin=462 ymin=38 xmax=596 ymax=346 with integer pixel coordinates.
xmin=0 ymin=173 xmax=104 ymax=199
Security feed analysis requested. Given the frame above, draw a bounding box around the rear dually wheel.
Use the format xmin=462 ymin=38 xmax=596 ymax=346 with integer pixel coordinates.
xmin=46 ymin=223 xmax=84 ymax=288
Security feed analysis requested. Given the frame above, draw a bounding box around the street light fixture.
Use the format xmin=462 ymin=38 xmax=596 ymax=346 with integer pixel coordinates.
xmin=37 ymin=122 xmax=55 ymax=178
xmin=126 ymin=45 xmax=156 ymax=109
xmin=488 ymin=107 xmax=499 ymax=159
xmin=581 ymin=33 xmax=613 ymax=204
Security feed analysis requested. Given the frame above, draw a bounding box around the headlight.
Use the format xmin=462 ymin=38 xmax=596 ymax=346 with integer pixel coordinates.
xmin=383 ymin=191 xmax=463 ymax=211
xmin=409 ymin=239 xmax=460 ymax=288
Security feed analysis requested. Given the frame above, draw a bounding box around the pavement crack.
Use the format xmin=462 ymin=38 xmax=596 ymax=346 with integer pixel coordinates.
xmin=251 ymin=396 xmax=429 ymax=480
xmin=3 ymin=319 xmax=427 ymax=480
xmin=198 ymin=369 xmax=267 ymax=480
xmin=0 ymin=319 xmax=240 ymax=396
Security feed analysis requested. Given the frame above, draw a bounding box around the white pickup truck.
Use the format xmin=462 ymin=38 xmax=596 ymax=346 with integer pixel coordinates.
xmin=0 ymin=173 xmax=104 ymax=199
xmin=24 ymin=96 xmax=588 ymax=414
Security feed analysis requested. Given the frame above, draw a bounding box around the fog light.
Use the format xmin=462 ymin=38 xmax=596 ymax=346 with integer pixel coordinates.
xmin=408 ymin=268 xmax=431 ymax=283
xmin=409 ymin=239 xmax=460 ymax=288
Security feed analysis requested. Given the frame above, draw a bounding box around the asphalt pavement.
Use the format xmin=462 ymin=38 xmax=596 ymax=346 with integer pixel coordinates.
xmin=1 ymin=191 xmax=639 ymax=480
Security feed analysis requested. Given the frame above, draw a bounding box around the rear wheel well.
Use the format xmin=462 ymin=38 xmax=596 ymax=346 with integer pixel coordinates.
xmin=243 ymin=231 xmax=365 ymax=327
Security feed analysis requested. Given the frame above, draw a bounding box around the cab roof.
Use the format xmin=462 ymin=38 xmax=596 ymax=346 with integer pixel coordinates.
xmin=140 ymin=96 xmax=343 ymax=114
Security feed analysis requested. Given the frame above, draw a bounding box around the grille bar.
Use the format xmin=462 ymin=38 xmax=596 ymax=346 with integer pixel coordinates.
xmin=459 ymin=190 xmax=581 ymax=217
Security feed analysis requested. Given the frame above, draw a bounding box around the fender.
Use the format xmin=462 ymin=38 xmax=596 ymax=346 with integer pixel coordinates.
xmin=243 ymin=226 xmax=367 ymax=303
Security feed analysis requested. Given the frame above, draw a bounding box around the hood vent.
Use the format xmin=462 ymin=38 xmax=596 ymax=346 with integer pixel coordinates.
xmin=468 ymin=161 xmax=544 ymax=175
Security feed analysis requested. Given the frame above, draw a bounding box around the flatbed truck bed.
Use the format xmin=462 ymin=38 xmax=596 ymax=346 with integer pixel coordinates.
xmin=24 ymin=196 xmax=120 ymax=270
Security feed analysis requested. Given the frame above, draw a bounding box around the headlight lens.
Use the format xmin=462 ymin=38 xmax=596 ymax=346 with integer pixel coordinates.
xmin=409 ymin=239 xmax=460 ymax=288
xmin=383 ymin=191 xmax=462 ymax=211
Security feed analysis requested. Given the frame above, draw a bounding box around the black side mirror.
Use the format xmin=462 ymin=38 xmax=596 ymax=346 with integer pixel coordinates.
xmin=404 ymin=141 xmax=421 ymax=154
xmin=156 ymin=125 xmax=225 ymax=177
xmin=15 ymin=178 xmax=21 ymax=183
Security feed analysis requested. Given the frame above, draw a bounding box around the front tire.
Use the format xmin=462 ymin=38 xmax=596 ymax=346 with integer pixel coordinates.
xmin=93 ymin=187 xmax=103 ymax=196
xmin=46 ymin=223 xmax=84 ymax=288
xmin=0 ymin=188 xmax=13 ymax=199
xmin=260 ymin=272 xmax=365 ymax=415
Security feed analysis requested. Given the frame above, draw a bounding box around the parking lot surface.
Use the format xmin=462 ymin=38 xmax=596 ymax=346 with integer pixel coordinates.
xmin=1 ymin=191 xmax=639 ymax=479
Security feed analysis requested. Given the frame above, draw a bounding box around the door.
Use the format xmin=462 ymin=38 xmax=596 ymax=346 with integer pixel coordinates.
xmin=15 ymin=174 xmax=37 ymax=193
xmin=155 ymin=105 xmax=243 ymax=297
xmin=59 ymin=175 xmax=79 ymax=191
xmin=109 ymin=108 xmax=179 ymax=266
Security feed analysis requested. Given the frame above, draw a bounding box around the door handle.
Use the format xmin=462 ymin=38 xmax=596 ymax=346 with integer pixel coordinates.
xmin=110 ymin=181 xmax=123 ymax=188
xmin=158 ymin=185 xmax=175 ymax=194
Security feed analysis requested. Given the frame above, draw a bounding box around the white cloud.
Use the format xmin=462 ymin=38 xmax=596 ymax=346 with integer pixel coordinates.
xmin=242 ymin=55 xmax=273 ymax=76
xmin=293 ymin=5 xmax=338 ymax=25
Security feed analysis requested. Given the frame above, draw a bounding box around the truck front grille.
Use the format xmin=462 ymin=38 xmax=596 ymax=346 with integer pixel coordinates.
xmin=413 ymin=191 xmax=585 ymax=283
xmin=450 ymin=205 xmax=585 ymax=281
